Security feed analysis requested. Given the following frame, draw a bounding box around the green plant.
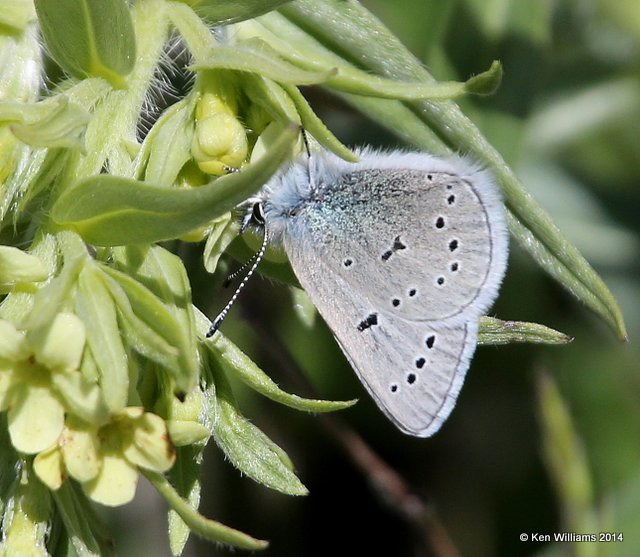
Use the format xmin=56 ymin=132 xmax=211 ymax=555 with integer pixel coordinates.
xmin=0 ymin=0 xmax=626 ymax=555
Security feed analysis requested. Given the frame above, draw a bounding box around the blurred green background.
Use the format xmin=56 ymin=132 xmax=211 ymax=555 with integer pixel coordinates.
xmin=117 ymin=0 xmax=640 ymax=555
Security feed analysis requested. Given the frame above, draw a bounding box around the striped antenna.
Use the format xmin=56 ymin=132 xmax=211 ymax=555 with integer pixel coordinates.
xmin=206 ymin=203 xmax=268 ymax=337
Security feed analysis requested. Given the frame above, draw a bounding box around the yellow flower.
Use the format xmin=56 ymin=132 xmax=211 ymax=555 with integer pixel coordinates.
xmin=0 ymin=313 xmax=103 ymax=454
xmin=34 ymin=408 xmax=176 ymax=507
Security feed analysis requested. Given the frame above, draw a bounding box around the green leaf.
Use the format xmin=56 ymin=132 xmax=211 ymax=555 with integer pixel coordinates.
xmin=196 ymin=307 xmax=356 ymax=413
xmin=0 ymin=466 xmax=52 ymax=557
xmin=280 ymin=84 xmax=358 ymax=162
xmin=52 ymin=481 xmax=114 ymax=557
xmin=167 ymin=445 xmax=204 ymax=556
xmin=136 ymin=97 xmax=195 ymax=187
xmin=76 ymin=265 xmax=129 ymax=412
xmin=506 ymin=213 xmax=626 ymax=340
xmin=243 ymin=73 xmax=301 ymax=123
xmin=34 ymin=0 xmax=135 ymax=88
xmin=203 ymin=212 xmax=238 ymax=273
xmin=186 ymin=0 xmax=292 ymax=25
xmin=51 ymin=123 xmax=298 ymax=246
xmin=192 ymin=38 xmax=336 ymax=85
xmin=537 ymin=373 xmax=598 ymax=538
xmin=0 ymin=234 xmax=58 ymax=325
xmin=99 ymin=270 xmax=180 ymax=368
xmin=273 ymin=0 xmax=627 ymax=340
xmin=166 ymin=364 xmax=214 ymax=555
xmin=237 ymin=17 xmax=501 ymax=100
xmin=145 ymin=470 xmax=268 ymax=550
xmin=0 ymin=96 xmax=89 ymax=150
xmin=111 ymin=245 xmax=199 ymax=393
xmin=206 ymin=351 xmax=308 ymax=496
xmin=321 ymin=59 xmax=502 ymax=99
xmin=464 ymin=60 xmax=503 ymax=95
xmin=478 ymin=317 xmax=573 ymax=346
xmin=100 ymin=265 xmax=194 ymax=393
xmin=21 ymin=253 xmax=85 ymax=331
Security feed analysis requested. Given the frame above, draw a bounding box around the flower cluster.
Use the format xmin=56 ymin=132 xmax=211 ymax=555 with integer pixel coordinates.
xmin=0 ymin=313 xmax=176 ymax=506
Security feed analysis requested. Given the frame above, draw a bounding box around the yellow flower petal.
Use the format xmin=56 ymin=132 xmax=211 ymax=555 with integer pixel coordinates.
xmin=61 ymin=426 xmax=101 ymax=482
xmin=123 ymin=412 xmax=175 ymax=472
xmin=29 ymin=312 xmax=85 ymax=371
xmin=51 ymin=369 xmax=109 ymax=426
xmin=0 ymin=320 xmax=29 ymax=361
xmin=33 ymin=446 xmax=65 ymax=490
xmin=8 ymin=384 xmax=64 ymax=454
xmin=83 ymin=454 xmax=138 ymax=507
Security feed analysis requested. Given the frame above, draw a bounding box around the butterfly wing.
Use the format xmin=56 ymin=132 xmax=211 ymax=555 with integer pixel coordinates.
xmin=275 ymin=152 xmax=507 ymax=436
xmin=284 ymin=238 xmax=478 ymax=436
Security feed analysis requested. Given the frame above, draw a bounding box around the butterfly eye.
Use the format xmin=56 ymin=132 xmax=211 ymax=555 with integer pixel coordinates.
xmin=251 ymin=202 xmax=265 ymax=225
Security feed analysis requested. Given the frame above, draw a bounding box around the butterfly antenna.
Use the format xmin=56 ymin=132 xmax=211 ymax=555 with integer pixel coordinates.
xmin=300 ymin=129 xmax=316 ymax=188
xmin=221 ymin=250 xmax=260 ymax=287
xmin=206 ymin=204 xmax=268 ymax=338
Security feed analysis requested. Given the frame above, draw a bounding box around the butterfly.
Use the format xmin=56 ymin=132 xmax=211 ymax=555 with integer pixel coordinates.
xmin=209 ymin=147 xmax=508 ymax=437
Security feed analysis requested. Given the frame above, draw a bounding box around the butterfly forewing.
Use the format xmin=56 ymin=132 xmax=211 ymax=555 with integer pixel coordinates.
xmin=297 ymin=166 xmax=506 ymax=325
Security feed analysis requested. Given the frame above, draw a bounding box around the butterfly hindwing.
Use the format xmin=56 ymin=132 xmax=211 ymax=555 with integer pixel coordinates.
xmin=284 ymin=222 xmax=479 ymax=436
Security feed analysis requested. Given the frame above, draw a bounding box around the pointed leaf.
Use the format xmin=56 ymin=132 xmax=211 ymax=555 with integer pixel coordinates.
xmin=167 ymin=445 xmax=204 ymax=555
xmin=0 ymin=245 xmax=48 ymax=290
xmin=207 ymin=353 xmax=308 ymax=496
xmin=21 ymin=254 xmax=85 ymax=331
xmin=187 ymin=0 xmax=291 ymax=25
xmin=1 ymin=96 xmax=89 ymax=150
xmin=238 ymin=17 xmax=500 ymax=100
xmin=76 ymin=266 xmax=129 ymax=412
xmin=52 ymin=481 xmax=115 ymax=557
xmin=99 ymin=270 xmax=180 ymax=368
xmin=203 ymin=212 xmax=237 ymax=273
xmin=196 ymin=308 xmax=356 ymax=412
xmin=280 ymin=83 xmax=358 ymax=162
xmin=51 ymin=123 xmax=298 ymax=245
xmin=166 ymin=369 xmax=214 ymax=555
xmin=478 ymin=317 xmax=573 ymax=345
xmin=192 ymin=38 xmax=335 ymax=85
xmin=145 ymin=471 xmax=268 ymax=550
xmin=110 ymin=245 xmax=199 ymax=392
xmin=137 ymin=97 xmax=195 ymax=187
xmin=0 ymin=468 xmax=51 ymax=557
xmin=100 ymin=266 xmax=194 ymax=393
